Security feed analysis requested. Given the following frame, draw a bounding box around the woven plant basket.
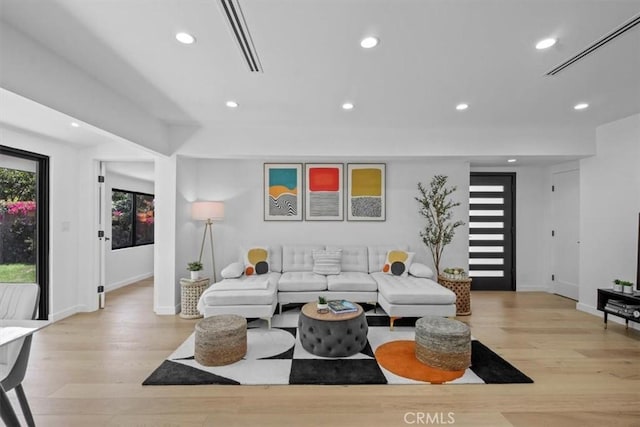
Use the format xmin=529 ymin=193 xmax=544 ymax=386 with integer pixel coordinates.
xmin=438 ymin=275 xmax=472 ymax=316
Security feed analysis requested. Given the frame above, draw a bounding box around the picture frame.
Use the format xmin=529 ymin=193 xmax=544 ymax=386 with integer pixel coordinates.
xmin=304 ymin=163 xmax=344 ymax=221
xmin=346 ymin=163 xmax=386 ymax=221
xmin=264 ymin=163 xmax=303 ymax=221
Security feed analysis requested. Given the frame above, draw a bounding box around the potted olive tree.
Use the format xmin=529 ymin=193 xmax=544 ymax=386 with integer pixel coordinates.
xmin=416 ymin=175 xmax=465 ymax=277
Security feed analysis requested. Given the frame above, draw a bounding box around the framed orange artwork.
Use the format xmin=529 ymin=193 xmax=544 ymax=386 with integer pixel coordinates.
xmin=304 ymin=163 xmax=343 ymax=221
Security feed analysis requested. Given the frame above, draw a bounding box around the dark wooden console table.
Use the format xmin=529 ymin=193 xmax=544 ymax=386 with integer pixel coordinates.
xmin=596 ymin=288 xmax=640 ymax=329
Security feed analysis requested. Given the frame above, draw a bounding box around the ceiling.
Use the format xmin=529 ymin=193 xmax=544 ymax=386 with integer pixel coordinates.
xmin=1 ymin=0 xmax=639 ymax=165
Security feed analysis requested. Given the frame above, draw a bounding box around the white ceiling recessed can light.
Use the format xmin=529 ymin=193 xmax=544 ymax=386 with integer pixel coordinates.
xmin=536 ymin=38 xmax=556 ymax=50
xmin=360 ymin=37 xmax=379 ymax=49
xmin=574 ymin=103 xmax=589 ymax=110
xmin=226 ymin=101 xmax=239 ymax=108
xmin=70 ymin=122 xmax=80 ymax=128
xmin=176 ymin=32 xmax=196 ymax=44
xmin=456 ymin=103 xmax=469 ymax=111
xmin=507 ymin=158 xmax=517 ymax=163
xmin=342 ymin=102 xmax=354 ymax=110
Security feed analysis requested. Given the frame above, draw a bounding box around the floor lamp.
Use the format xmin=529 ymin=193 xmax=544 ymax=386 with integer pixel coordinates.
xmin=191 ymin=201 xmax=225 ymax=282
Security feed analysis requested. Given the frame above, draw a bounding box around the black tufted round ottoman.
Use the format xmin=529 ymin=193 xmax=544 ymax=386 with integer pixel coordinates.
xmin=298 ymin=302 xmax=368 ymax=357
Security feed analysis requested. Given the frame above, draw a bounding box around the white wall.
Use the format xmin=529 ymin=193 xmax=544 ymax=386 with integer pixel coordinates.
xmin=0 ymin=22 xmax=172 ymax=155
xmin=104 ymin=171 xmax=154 ymax=291
xmin=183 ymin=158 xmax=470 ymax=279
xmin=578 ymin=114 xmax=640 ymax=328
xmin=470 ymin=166 xmax=548 ymax=291
xmin=1 ymin=125 xmax=81 ymax=320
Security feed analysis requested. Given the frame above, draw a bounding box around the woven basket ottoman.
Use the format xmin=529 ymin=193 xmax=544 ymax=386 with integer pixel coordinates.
xmin=415 ymin=316 xmax=471 ymax=371
xmin=195 ymin=314 xmax=247 ymax=366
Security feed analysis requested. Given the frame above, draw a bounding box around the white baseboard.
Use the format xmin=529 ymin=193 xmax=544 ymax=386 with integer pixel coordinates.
xmin=516 ymin=284 xmax=550 ymax=292
xmin=155 ymin=304 xmax=180 ymax=315
xmin=49 ymin=305 xmax=84 ymax=321
xmin=105 ymin=272 xmax=153 ymax=292
xmin=576 ymin=302 xmax=599 ymax=317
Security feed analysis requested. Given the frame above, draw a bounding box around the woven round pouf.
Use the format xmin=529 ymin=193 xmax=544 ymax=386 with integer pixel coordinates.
xmin=195 ymin=314 xmax=247 ymax=366
xmin=415 ymin=316 xmax=471 ymax=371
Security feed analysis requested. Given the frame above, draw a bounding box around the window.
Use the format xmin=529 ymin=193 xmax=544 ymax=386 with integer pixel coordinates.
xmin=111 ymin=189 xmax=154 ymax=249
xmin=0 ymin=145 xmax=49 ymax=319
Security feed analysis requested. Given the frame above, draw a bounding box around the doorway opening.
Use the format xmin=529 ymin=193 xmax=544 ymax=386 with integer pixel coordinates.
xmin=0 ymin=145 xmax=49 ymax=319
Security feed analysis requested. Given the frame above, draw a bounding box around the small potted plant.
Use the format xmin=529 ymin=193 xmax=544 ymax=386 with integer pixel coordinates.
xmin=187 ymin=261 xmax=203 ymax=280
xmin=612 ymin=279 xmax=623 ymax=292
xmin=443 ymin=267 xmax=466 ymax=280
xmin=317 ymin=296 xmax=328 ymax=312
xmin=621 ymin=280 xmax=634 ymax=295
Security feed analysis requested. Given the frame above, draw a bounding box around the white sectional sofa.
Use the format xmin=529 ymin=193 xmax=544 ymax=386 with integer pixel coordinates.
xmin=197 ymin=245 xmax=457 ymax=329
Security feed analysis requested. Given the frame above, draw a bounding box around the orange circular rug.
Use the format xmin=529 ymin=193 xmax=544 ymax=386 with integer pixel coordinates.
xmin=375 ymin=340 xmax=465 ymax=384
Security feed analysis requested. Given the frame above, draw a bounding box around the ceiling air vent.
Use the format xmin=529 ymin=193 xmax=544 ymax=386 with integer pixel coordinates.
xmin=546 ymin=13 xmax=640 ymax=76
xmin=219 ymin=0 xmax=263 ymax=72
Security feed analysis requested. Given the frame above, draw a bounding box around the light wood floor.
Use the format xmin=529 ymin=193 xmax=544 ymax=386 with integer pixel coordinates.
xmin=10 ymin=279 xmax=640 ymax=426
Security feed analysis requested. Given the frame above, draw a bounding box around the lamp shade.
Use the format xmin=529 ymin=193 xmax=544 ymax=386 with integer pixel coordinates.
xmin=191 ymin=201 xmax=224 ymax=221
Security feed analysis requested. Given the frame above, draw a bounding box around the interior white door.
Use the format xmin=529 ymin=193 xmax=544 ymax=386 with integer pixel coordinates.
xmin=551 ymin=169 xmax=580 ymax=300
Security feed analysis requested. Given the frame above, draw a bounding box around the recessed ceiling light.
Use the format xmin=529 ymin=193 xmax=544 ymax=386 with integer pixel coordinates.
xmin=456 ymin=103 xmax=469 ymax=111
xmin=360 ymin=36 xmax=379 ymax=49
xmin=507 ymin=158 xmax=517 ymax=163
xmin=342 ymin=102 xmax=354 ymax=110
xmin=536 ymin=38 xmax=556 ymax=50
xmin=70 ymin=122 xmax=80 ymax=128
xmin=175 ymin=32 xmax=196 ymax=44
xmin=226 ymin=101 xmax=239 ymax=108
xmin=574 ymin=103 xmax=589 ymax=110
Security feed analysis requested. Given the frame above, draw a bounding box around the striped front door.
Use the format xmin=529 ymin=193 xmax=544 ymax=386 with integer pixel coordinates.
xmin=469 ymin=173 xmax=515 ymax=291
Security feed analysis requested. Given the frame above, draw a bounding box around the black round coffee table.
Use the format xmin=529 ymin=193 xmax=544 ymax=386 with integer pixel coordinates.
xmin=298 ymin=301 xmax=368 ymax=357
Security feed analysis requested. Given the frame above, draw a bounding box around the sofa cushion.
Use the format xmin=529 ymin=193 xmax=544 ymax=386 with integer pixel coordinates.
xmin=409 ymin=262 xmax=435 ymax=279
xmin=214 ymin=276 xmax=269 ymax=290
xmin=278 ymin=271 xmax=327 ymax=291
xmin=198 ymin=273 xmax=280 ymax=308
xmin=383 ymin=250 xmax=415 ymax=277
xmin=282 ymin=245 xmax=325 ymax=272
xmin=372 ymin=272 xmax=455 ymax=305
xmin=326 ymin=245 xmax=368 ymax=273
xmin=238 ymin=245 xmax=282 ymax=273
xmin=312 ymin=249 xmax=342 ymax=275
xmin=243 ymin=246 xmax=270 ymax=276
xmin=221 ymin=262 xmax=244 ymax=279
xmin=367 ymin=245 xmax=409 ymax=273
xmin=327 ymin=272 xmax=378 ymax=292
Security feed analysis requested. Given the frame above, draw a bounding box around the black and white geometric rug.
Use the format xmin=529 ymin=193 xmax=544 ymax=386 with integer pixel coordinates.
xmin=143 ymin=307 xmax=533 ymax=386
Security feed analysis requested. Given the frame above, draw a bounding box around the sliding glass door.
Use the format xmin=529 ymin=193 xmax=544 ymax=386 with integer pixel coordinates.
xmin=0 ymin=146 xmax=49 ymax=319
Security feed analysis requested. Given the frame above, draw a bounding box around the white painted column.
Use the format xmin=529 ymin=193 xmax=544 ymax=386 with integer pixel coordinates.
xmin=154 ymin=155 xmax=179 ymax=314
